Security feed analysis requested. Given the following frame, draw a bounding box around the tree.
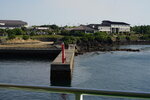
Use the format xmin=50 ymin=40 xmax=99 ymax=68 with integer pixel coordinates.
xmin=30 ymin=31 xmax=36 ymax=36
xmin=0 ymin=29 xmax=5 ymax=36
xmin=131 ymin=25 xmax=150 ymax=34
xmin=6 ymin=29 xmax=16 ymax=39
xmin=21 ymin=27 xmax=27 ymax=32
xmin=61 ymin=30 xmax=70 ymax=36
xmin=0 ymin=29 xmax=5 ymax=33
xmin=13 ymin=28 xmax=24 ymax=35
xmin=94 ymin=32 xmax=109 ymax=42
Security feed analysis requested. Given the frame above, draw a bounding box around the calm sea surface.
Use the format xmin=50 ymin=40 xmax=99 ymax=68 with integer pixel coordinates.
xmin=0 ymin=45 xmax=150 ymax=100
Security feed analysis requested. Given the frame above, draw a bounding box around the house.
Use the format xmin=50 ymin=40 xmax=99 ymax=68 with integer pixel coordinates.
xmin=65 ymin=25 xmax=96 ymax=33
xmin=26 ymin=26 xmax=53 ymax=35
xmin=34 ymin=27 xmax=50 ymax=30
xmin=88 ymin=20 xmax=130 ymax=33
xmin=0 ymin=20 xmax=28 ymax=29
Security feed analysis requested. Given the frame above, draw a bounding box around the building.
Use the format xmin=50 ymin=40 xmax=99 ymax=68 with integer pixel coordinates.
xmin=0 ymin=20 xmax=28 ymax=29
xmin=88 ymin=20 xmax=130 ymax=33
xmin=34 ymin=26 xmax=53 ymax=35
xmin=34 ymin=27 xmax=50 ymax=30
xmin=65 ymin=25 xmax=96 ymax=33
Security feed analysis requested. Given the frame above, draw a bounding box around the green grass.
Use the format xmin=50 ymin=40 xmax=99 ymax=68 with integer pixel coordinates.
xmin=0 ymin=36 xmax=7 ymax=38
xmin=15 ymin=35 xmax=23 ymax=38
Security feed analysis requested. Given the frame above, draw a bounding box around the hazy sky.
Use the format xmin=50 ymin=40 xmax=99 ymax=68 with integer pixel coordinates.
xmin=0 ymin=0 xmax=150 ymax=26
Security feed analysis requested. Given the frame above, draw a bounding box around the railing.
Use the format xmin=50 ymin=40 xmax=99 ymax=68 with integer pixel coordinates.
xmin=0 ymin=83 xmax=150 ymax=100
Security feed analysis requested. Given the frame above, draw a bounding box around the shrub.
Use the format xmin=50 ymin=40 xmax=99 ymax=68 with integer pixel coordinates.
xmin=8 ymin=34 xmax=16 ymax=40
xmin=126 ymin=36 xmax=131 ymax=41
xmin=140 ymin=34 xmax=150 ymax=40
xmin=70 ymin=31 xmax=86 ymax=36
xmin=94 ymin=32 xmax=109 ymax=42
xmin=61 ymin=30 xmax=70 ymax=36
xmin=22 ymin=35 xmax=30 ymax=40
xmin=62 ymin=36 xmax=77 ymax=46
xmin=30 ymin=31 xmax=36 ymax=36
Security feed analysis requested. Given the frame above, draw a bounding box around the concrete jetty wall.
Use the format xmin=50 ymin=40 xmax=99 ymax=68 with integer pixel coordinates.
xmin=0 ymin=47 xmax=61 ymax=59
xmin=50 ymin=44 xmax=75 ymax=86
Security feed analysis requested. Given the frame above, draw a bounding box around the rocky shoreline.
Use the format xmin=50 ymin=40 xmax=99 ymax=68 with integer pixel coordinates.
xmin=0 ymin=38 xmax=150 ymax=55
xmin=75 ymin=47 xmax=140 ymax=55
xmin=75 ymin=40 xmax=150 ymax=54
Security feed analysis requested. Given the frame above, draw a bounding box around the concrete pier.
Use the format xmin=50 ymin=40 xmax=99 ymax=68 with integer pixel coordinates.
xmin=51 ymin=44 xmax=75 ymax=86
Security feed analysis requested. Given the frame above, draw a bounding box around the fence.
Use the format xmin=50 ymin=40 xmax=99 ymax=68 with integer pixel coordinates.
xmin=0 ymin=83 xmax=150 ymax=100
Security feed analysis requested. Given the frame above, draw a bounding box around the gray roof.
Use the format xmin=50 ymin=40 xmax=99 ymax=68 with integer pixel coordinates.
xmin=102 ymin=20 xmax=130 ymax=25
xmin=0 ymin=20 xmax=27 ymax=27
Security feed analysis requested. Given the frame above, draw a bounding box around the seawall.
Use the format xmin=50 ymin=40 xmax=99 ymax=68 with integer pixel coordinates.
xmin=0 ymin=47 xmax=61 ymax=59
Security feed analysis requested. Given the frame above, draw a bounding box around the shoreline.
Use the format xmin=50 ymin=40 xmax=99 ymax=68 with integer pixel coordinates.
xmin=76 ymin=41 xmax=150 ymax=55
xmin=0 ymin=40 xmax=150 ymax=56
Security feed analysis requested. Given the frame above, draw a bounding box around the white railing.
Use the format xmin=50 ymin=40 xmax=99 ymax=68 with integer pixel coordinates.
xmin=0 ymin=83 xmax=150 ymax=100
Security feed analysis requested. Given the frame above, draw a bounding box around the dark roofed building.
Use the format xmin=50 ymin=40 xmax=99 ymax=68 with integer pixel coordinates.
xmin=0 ymin=20 xmax=28 ymax=29
xmin=87 ymin=20 xmax=130 ymax=33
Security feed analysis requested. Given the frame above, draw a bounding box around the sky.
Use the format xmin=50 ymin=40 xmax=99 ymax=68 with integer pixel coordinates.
xmin=0 ymin=0 xmax=150 ymax=26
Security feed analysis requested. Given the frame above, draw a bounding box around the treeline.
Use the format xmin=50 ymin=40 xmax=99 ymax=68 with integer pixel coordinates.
xmin=1 ymin=24 xmax=150 ymax=43
xmin=0 ymin=28 xmax=28 ymax=40
xmin=62 ymin=32 xmax=112 ymax=46
xmin=131 ymin=25 xmax=150 ymax=34
xmin=0 ymin=24 xmax=60 ymax=40
xmin=131 ymin=25 xmax=150 ymax=40
xmin=0 ymin=24 xmax=61 ymax=37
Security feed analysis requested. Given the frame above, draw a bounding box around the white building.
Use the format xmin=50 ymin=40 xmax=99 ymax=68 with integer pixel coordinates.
xmin=35 ymin=27 xmax=50 ymax=30
xmin=88 ymin=20 xmax=130 ymax=33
